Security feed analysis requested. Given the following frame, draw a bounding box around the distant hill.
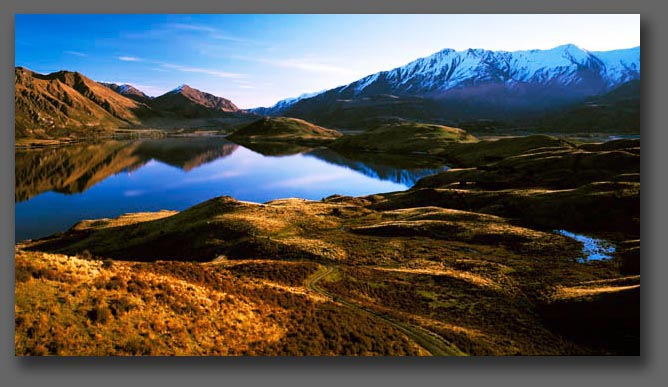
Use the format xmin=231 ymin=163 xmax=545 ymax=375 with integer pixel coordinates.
xmin=250 ymin=90 xmax=324 ymax=116
xmin=330 ymin=122 xmax=477 ymax=155
xmin=149 ymin=84 xmax=240 ymax=118
xmin=228 ymin=117 xmax=343 ymax=145
xmin=15 ymin=67 xmax=153 ymax=138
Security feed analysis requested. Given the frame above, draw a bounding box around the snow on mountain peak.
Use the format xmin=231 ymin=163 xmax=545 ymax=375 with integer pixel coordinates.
xmin=118 ymin=84 xmax=134 ymax=93
xmin=171 ymin=84 xmax=189 ymax=93
xmin=253 ymin=44 xmax=639 ymax=116
xmin=345 ymin=44 xmax=639 ymax=97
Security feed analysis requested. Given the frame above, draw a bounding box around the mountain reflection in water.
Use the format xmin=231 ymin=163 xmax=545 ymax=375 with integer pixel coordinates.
xmin=15 ymin=138 xmax=449 ymax=241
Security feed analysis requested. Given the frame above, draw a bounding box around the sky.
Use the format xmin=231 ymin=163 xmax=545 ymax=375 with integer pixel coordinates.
xmin=15 ymin=14 xmax=640 ymax=109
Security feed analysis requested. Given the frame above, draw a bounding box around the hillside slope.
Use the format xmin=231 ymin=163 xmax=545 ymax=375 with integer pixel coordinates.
xmin=15 ymin=67 xmax=152 ymax=138
xmin=149 ymin=84 xmax=240 ymax=118
xmin=330 ymin=122 xmax=477 ymax=154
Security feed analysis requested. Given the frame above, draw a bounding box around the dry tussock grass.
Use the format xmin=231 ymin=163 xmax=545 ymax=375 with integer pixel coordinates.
xmin=15 ymin=249 xmax=420 ymax=356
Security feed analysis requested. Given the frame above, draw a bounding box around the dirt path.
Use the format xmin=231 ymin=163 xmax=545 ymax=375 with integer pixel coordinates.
xmin=304 ymin=264 xmax=466 ymax=356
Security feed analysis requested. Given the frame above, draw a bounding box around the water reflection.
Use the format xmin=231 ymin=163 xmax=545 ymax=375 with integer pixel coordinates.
xmin=15 ymin=138 xmax=450 ymax=241
xmin=305 ymin=148 xmax=450 ymax=186
xmin=15 ymin=137 xmax=238 ymax=202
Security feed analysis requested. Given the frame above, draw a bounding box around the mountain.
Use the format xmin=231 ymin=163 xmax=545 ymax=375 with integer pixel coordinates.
xmin=15 ymin=67 xmax=153 ymax=138
xmin=280 ymin=45 xmax=640 ymax=129
xmin=149 ymin=84 xmax=240 ymax=118
xmin=15 ymin=68 xmax=259 ymax=139
xmin=251 ymin=90 xmax=324 ymax=116
xmin=100 ymin=82 xmax=152 ymax=104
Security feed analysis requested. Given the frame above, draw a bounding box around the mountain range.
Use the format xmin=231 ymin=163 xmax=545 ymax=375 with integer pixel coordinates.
xmin=15 ymin=44 xmax=640 ymax=139
xmin=255 ymin=44 xmax=640 ymax=130
xmin=15 ymin=67 xmax=255 ymax=139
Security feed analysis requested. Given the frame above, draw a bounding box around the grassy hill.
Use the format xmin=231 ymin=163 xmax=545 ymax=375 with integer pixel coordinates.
xmin=330 ymin=122 xmax=477 ymax=155
xmin=228 ymin=117 xmax=343 ymax=146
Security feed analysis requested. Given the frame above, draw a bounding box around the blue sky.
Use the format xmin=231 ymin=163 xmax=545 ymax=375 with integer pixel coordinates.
xmin=15 ymin=14 xmax=639 ymax=109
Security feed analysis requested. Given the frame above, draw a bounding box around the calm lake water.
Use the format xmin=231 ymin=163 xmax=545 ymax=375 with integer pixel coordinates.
xmin=15 ymin=137 xmax=448 ymax=242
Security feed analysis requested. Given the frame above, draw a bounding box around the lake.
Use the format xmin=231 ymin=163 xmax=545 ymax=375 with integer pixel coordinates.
xmin=15 ymin=137 xmax=449 ymax=242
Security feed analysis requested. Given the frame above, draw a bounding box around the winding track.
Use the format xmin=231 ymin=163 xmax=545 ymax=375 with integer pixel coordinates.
xmin=304 ymin=264 xmax=466 ymax=356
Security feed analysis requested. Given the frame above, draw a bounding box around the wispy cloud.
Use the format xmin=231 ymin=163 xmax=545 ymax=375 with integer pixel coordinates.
xmin=64 ymin=50 xmax=87 ymax=57
xmin=271 ymin=58 xmax=352 ymax=74
xmin=232 ymin=79 xmax=257 ymax=89
xmin=166 ymin=23 xmax=248 ymax=43
xmin=234 ymin=55 xmax=354 ymax=75
xmin=160 ymin=63 xmax=244 ymax=79
xmin=167 ymin=23 xmax=216 ymax=33
xmin=118 ymin=56 xmax=142 ymax=62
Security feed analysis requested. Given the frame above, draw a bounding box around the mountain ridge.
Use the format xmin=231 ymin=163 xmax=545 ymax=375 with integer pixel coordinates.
xmin=15 ymin=67 xmax=255 ymax=139
xmin=270 ymin=44 xmax=640 ymax=129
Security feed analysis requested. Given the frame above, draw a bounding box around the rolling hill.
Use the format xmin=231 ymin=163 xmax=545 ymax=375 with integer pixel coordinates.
xmin=330 ymin=122 xmax=477 ymax=154
xmin=228 ymin=117 xmax=343 ymax=146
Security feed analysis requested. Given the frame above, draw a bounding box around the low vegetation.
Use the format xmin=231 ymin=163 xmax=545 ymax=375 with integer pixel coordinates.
xmin=330 ymin=122 xmax=477 ymax=154
xmin=15 ymin=134 xmax=639 ymax=356
xmin=228 ymin=117 xmax=343 ymax=146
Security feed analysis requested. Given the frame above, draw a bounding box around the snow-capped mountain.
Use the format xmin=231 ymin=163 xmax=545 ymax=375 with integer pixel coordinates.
xmin=336 ymin=44 xmax=639 ymax=99
xmin=251 ymin=90 xmax=324 ymax=116
xmin=279 ymin=44 xmax=640 ymax=129
xmin=100 ymin=82 xmax=152 ymax=104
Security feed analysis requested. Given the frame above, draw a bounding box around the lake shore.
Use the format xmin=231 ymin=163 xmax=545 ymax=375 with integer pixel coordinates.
xmin=15 ymin=134 xmax=640 ymax=355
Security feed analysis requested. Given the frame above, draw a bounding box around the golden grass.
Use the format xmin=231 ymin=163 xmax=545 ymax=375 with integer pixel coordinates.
xmin=15 ymin=249 xmax=287 ymax=355
xmin=373 ymin=267 xmax=505 ymax=293
xmin=552 ymin=275 xmax=641 ymax=301
xmin=554 ymin=284 xmax=640 ymax=300
xmin=16 ymin=249 xmax=423 ymax=356
xmin=72 ymin=210 xmax=178 ymax=230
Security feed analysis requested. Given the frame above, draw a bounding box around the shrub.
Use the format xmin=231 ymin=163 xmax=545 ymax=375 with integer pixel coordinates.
xmin=78 ymin=249 xmax=93 ymax=260
xmin=86 ymin=305 xmax=112 ymax=324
